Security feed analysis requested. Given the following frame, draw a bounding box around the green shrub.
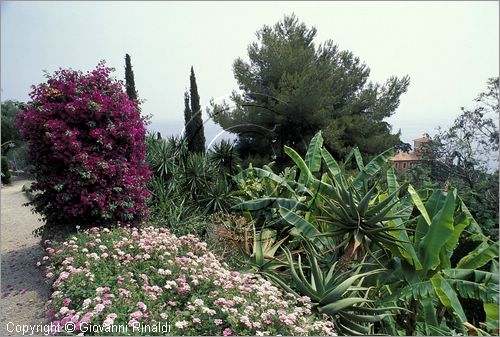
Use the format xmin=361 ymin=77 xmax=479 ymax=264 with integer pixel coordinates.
xmin=1 ymin=156 xmax=11 ymax=184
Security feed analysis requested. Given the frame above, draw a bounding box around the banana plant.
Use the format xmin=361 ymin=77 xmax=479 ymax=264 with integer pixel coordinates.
xmin=265 ymin=242 xmax=399 ymax=335
xmin=379 ymin=186 xmax=499 ymax=335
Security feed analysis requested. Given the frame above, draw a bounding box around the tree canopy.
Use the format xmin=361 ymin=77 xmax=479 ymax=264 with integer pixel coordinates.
xmin=210 ymin=14 xmax=410 ymax=164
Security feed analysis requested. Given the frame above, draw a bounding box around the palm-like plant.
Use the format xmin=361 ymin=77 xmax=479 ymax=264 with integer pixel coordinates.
xmin=208 ymin=139 xmax=241 ymax=176
xmin=181 ymin=153 xmax=212 ymax=200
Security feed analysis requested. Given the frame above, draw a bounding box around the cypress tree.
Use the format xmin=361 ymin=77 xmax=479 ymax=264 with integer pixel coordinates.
xmin=189 ymin=67 xmax=205 ymax=153
xmin=125 ymin=54 xmax=138 ymax=100
xmin=183 ymin=90 xmax=194 ymax=147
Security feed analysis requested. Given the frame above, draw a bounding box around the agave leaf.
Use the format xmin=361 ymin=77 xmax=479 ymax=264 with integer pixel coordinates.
xmin=252 ymin=227 xmax=265 ymax=266
xmin=350 ymin=305 xmax=405 ymax=315
xmin=339 ymin=310 xmax=392 ymax=323
xmin=321 ymin=269 xmax=384 ymax=304
xmin=364 ymin=188 xmax=400 ymax=218
xmin=338 ymin=316 xmax=371 ymax=335
xmin=358 ymin=184 xmax=377 ymax=216
xmin=337 ymin=321 xmax=369 ymax=336
xmin=320 ymin=297 xmax=372 ymax=315
xmin=261 ymin=271 xmax=298 ymax=296
xmin=353 ymin=148 xmax=395 ymax=191
xmin=281 ymin=248 xmax=318 ymax=300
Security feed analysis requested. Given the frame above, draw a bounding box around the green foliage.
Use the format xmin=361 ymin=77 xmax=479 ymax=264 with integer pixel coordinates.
xmin=1 ymin=156 xmax=11 ymax=184
xmin=1 ymin=100 xmax=23 ymax=151
xmin=266 ymin=243 xmax=398 ymax=335
xmin=1 ymin=100 xmax=28 ymax=170
xmin=210 ymin=14 xmax=410 ymax=164
xmin=232 ymin=133 xmax=499 ymax=335
xmin=124 ymin=53 xmax=138 ymax=100
xmin=380 ymin=186 xmax=498 ymax=335
xmin=145 ymin=133 xmax=239 ymax=235
xmin=208 ymin=139 xmax=241 ymax=176
xmin=183 ymin=67 xmax=205 ymax=153
xmin=403 ymin=77 xmax=499 ymax=240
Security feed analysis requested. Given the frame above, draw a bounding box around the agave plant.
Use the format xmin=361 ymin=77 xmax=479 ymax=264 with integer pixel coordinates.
xmin=316 ymin=170 xmax=412 ymax=270
xmin=266 ymin=242 xmax=399 ymax=335
xmin=245 ymin=227 xmax=288 ymax=273
xmin=276 ymin=132 xmax=412 ymax=267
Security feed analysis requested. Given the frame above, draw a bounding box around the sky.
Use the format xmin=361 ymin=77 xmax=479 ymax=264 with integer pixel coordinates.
xmin=1 ymin=1 xmax=498 ymax=148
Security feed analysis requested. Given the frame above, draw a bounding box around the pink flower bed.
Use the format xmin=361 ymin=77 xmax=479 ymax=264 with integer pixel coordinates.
xmin=40 ymin=226 xmax=336 ymax=335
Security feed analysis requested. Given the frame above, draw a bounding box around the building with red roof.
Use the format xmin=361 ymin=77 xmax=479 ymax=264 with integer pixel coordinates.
xmin=390 ymin=137 xmax=431 ymax=170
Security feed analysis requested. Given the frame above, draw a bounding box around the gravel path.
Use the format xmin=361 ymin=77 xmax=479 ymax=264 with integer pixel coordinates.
xmin=1 ymin=178 xmax=50 ymax=336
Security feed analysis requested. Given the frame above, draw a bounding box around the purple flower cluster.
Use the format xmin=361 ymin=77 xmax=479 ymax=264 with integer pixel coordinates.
xmin=16 ymin=62 xmax=151 ymax=228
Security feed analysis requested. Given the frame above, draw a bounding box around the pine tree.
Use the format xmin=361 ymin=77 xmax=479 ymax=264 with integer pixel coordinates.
xmin=125 ymin=54 xmax=138 ymax=100
xmin=210 ymin=15 xmax=410 ymax=163
xmin=189 ymin=67 xmax=205 ymax=153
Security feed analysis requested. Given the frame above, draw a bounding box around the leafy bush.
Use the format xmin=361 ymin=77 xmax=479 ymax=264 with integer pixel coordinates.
xmin=1 ymin=156 xmax=11 ymax=184
xmin=145 ymin=135 xmax=239 ymax=235
xmin=233 ymin=131 xmax=499 ymax=335
xmin=40 ymin=226 xmax=335 ymax=336
xmin=15 ymin=63 xmax=151 ymax=234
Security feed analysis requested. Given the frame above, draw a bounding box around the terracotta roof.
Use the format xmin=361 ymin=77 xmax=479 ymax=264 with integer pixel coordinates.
xmin=390 ymin=152 xmax=420 ymax=162
xmin=413 ymin=137 xmax=431 ymax=142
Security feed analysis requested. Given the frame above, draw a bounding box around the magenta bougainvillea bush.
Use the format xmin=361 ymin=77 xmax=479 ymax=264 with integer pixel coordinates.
xmin=16 ymin=62 xmax=151 ymax=232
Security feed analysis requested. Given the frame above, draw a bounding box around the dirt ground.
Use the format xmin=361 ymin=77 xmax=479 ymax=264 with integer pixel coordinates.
xmin=1 ymin=178 xmax=50 ymax=336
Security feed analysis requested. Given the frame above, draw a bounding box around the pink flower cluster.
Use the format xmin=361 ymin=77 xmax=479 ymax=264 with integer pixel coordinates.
xmin=41 ymin=226 xmax=335 ymax=336
xmin=15 ymin=62 xmax=151 ymax=229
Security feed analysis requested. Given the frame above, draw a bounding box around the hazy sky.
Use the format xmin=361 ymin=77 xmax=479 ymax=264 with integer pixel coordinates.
xmin=1 ymin=1 xmax=498 ymax=147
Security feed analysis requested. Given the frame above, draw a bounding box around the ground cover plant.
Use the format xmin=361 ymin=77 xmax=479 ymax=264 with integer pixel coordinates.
xmin=40 ymin=225 xmax=335 ymax=336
